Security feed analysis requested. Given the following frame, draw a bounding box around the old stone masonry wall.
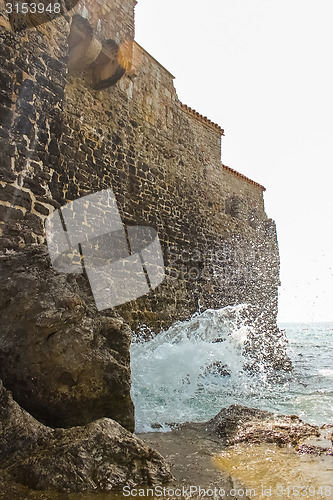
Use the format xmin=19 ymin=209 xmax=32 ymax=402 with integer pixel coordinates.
xmin=0 ymin=0 xmax=288 ymax=372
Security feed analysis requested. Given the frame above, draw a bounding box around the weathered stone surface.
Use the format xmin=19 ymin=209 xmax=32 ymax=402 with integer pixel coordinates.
xmin=296 ymin=444 xmax=333 ymax=456
xmin=0 ymin=380 xmax=52 ymax=464
xmin=0 ymin=381 xmax=172 ymax=493
xmin=0 ymin=246 xmax=134 ymax=431
xmin=9 ymin=418 xmax=173 ymax=492
xmin=243 ymin=320 xmax=292 ymax=371
xmin=206 ymin=404 xmax=320 ymax=447
xmin=0 ymin=4 xmax=287 ymax=375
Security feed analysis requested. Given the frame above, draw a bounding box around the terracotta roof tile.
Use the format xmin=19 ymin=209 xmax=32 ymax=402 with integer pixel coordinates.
xmin=222 ymin=164 xmax=266 ymax=191
xmin=180 ymin=103 xmax=225 ymax=136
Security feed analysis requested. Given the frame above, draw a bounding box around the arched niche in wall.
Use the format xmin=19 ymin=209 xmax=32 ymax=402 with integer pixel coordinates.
xmin=68 ymin=15 xmax=129 ymax=90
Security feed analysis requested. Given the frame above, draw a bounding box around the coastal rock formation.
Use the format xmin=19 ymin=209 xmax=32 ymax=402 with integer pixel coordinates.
xmin=206 ymin=404 xmax=321 ymax=447
xmin=0 ymin=381 xmax=172 ymax=493
xmin=0 ymin=380 xmax=52 ymax=464
xmin=9 ymin=419 xmax=173 ymax=492
xmin=0 ymin=246 xmax=134 ymax=431
xmin=140 ymin=405 xmax=333 ymax=500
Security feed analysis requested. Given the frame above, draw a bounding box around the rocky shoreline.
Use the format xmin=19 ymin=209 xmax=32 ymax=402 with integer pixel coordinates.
xmin=1 ymin=382 xmax=332 ymax=499
xmin=0 ymin=1 xmax=329 ymax=497
xmin=0 ymin=379 xmax=172 ymax=496
xmin=141 ymin=406 xmax=333 ymax=499
xmin=0 ymin=250 xmax=331 ymax=499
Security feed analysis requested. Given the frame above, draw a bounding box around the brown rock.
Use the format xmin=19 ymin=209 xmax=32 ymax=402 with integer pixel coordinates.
xmin=0 ymin=380 xmax=52 ymax=465
xmin=0 ymin=246 xmax=134 ymax=431
xmin=8 ymin=418 xmax=172 ymax=492
xmin=0 ymin=381 xmax=172 ymax=493
xmin=206 ymin=404 xmax=320 ymax=446
xmin=296 ymin=444 xmax=333 ymax=456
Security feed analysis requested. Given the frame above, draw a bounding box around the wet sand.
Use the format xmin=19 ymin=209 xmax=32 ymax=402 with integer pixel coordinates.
xmin=139 ymin=423 xmax=249 ymax=499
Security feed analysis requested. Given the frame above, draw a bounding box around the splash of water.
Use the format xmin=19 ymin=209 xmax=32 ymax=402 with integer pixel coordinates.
xmin=130 ymin=305 xmax=273 ymax=433
xmin=131 ymin=313 xmax=333 ymax=432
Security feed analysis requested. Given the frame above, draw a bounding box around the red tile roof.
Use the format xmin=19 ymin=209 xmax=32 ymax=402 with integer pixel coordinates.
xmin=180 ymin=103 xmax=225 ymax=136
xmin=222 ymin=164 xmax=266 ymax=191
xmin=179 ymin=104 xmax=264 ymax=191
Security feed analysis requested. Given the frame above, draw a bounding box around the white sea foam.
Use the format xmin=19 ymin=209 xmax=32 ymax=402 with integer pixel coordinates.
xmin=131 ymin=314 xmax=333 ymax=432
xmin=318 ymin=369 xmax=333 ymax=378
xmin=130 ymin=305 xmax=255 ymax=432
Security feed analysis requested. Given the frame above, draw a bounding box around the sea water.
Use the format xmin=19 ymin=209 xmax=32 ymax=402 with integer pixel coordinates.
xmin=130 ymin=307 xmax=333 ymax=432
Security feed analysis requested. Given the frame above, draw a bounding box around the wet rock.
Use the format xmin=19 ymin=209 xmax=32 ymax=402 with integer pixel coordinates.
xmin=0 ymin=246 xmax=134 ymax=431
xmin=296 ymin=444 xmax=333 ymax=456
xmin=295 ymin=425 xmax=333 ymax=455
xmin=243 ymin=322 xmax=293 ymax=372
xmin=321 ymin=423 xmax=333 ymax=429
xmin=0 ymin=380 xmax=52 ymax=464
xmin=206 ymin=404 xmax=320 ymax=447
xmin=0 ymin=381 xmax=172 ymax=493
xmin=203 ymin=361 xmax=230 ymax=377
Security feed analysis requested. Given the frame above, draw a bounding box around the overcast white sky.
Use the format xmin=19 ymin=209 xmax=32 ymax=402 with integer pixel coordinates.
xmin=135 ymin=0 xmax=333 ymax=323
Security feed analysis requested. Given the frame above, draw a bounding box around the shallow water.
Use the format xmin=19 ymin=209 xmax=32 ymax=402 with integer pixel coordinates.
xmin=214 ymin=442 xmax=333 ymax=499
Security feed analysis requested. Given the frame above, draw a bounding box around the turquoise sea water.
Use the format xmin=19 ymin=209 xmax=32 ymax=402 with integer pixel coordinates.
xmin=131 ymin=309 xmax=333 ymax=432
xmin=279 ymin=322 xmax=333 ymax=425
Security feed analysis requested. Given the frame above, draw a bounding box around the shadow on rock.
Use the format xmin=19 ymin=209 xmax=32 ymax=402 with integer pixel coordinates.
xmin=0 ymin=381 xmax=172 ymax=493
xmin=0 ymin=246 xmax=134 ymax=431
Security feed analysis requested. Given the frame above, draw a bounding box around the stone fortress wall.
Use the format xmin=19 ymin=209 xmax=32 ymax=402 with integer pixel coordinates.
xmin=0 ymin=0 xmax=285 ymax=368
